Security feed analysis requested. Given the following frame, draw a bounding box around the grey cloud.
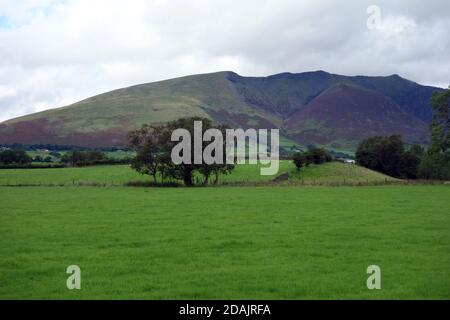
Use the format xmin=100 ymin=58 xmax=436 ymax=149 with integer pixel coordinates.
xmin=0 ymin=0 xmax=449 ymax=122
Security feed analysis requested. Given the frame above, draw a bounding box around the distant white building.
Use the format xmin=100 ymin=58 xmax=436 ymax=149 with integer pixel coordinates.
xmin=336 ymin=157 xmax=356 ymax=164
xmin=344 ymin=159 xmax=356 ymax=164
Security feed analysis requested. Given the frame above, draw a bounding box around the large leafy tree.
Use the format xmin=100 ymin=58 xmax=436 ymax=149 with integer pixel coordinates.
xmin=429 ymin=87 xmax=450 ymax=154
xmin=128 ymin=117 xmax=235 ymax=186
xmin=416 ymin=87 xmax=450 ymax=180
xmin=356 ymin=135 xmax=420 ymax=179
xmin=128 ymin=124 xmax=164 ymax=182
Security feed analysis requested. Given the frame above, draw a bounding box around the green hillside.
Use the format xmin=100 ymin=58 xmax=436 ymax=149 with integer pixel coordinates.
xmin=0 ymin=72 xmax=280 ymax=146
xmin=289 ymin=162 xmax=397 ymax=184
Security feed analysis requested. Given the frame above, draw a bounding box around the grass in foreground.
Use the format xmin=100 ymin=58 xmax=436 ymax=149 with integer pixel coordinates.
xmin=0 ymin=185 xmax=449 ymax=299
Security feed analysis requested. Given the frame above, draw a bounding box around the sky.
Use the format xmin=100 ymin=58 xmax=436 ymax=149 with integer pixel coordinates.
xmin=0 ymin=0 xmax=449 ymax=122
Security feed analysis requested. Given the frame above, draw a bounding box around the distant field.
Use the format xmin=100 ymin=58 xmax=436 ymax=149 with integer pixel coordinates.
xmin=0 ymin=185 xmax=449 ymax=299
xmin=0 ymin=161 xmax=395 ymax=186
xmin=0 ymin=165 xmax=145 ymax=186
xmin=289 ymin=162 xmax=397 ymax=184
xmin=0 ymin=163 xmax=290 ymax=186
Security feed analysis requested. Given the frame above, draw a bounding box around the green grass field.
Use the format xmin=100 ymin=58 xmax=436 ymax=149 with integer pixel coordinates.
xmin=0 ymin=165 xmax=147 ymax=186
xmin=0 ymin=185 xmax=449 ymax=299
xmin=289 ymin=162 xmax=398 ymax=183
xmin=0 ymin=161 xmax=395 ymax=186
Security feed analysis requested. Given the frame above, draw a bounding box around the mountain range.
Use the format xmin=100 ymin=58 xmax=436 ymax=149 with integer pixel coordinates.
xmin=0 ymin=70 xmax=442 ymax=151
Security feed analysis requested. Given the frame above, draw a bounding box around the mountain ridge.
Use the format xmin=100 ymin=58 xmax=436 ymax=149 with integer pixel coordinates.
xmin=0 ymin=70 xmax=443 ymax=150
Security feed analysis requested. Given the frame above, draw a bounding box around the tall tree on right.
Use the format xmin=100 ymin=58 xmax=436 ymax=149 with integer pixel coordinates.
xmin=429 ymin=87 xmax=450 ymax=154
xmin=417 ymin=87 xmax=450 ymax=180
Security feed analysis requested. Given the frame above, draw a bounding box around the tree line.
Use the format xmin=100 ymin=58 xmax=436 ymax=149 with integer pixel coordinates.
xmin=0 ymin=143 xmax=127 ymax=152
xmin=0 ymin=149 xmax=130 ymax=168
xmin=292 ymin=146 xmax=333 ymax=171
xmin=60 ymin=151 xmax=130 ymax=167
xmin=355 ymin=87 xmax=450 ymax=180
xmin=0 ymin=149 xmax=32 ymax=165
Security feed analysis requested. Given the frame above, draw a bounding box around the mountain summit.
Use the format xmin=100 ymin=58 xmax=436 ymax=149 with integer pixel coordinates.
xmin=0 ymin=71 xmax=442 ymax=150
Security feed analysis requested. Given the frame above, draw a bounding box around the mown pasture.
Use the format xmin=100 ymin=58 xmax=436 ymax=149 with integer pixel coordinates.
xmin=0 ymin=185 xmax=449 ymax=299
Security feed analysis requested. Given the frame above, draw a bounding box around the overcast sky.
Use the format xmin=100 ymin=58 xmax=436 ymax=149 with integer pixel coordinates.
xmin=0 ymin=0 xmax=449 ymax=122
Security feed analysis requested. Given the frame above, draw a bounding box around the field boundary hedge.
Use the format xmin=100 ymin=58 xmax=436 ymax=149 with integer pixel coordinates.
xmin=0 ymin=164 xmax=66 ymax=169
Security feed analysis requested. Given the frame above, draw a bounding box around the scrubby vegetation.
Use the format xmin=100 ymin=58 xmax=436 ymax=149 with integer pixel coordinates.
xmin=292 ymin=146 xmax=332 ymax=171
